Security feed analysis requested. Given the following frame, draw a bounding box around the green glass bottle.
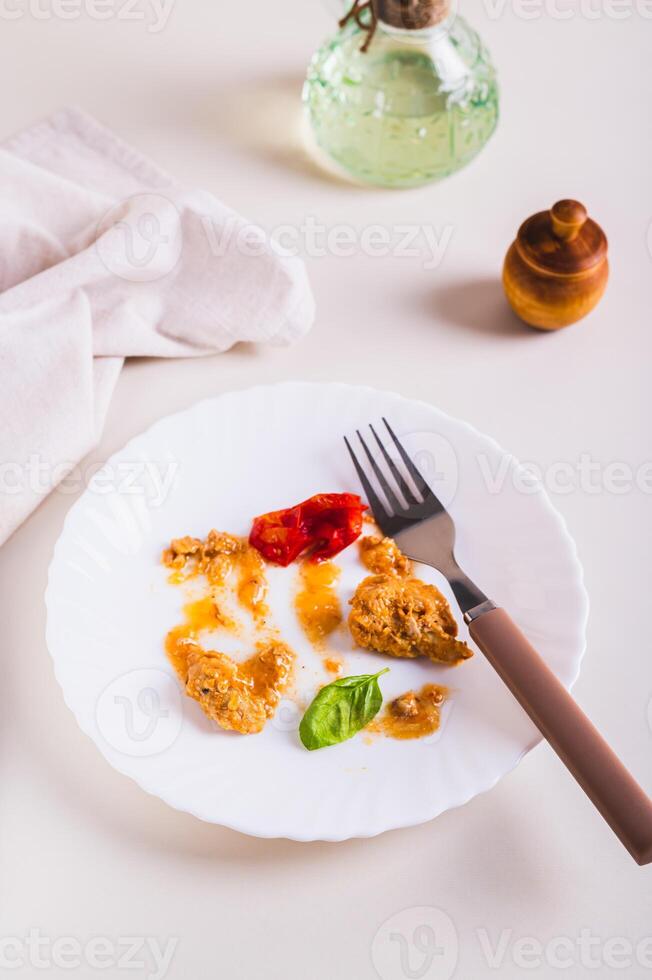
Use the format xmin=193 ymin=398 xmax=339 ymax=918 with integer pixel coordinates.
xmin=303 ymin=0 xmax=499 ymax=188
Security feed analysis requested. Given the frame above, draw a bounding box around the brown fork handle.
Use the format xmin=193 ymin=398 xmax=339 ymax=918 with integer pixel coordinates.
xmin=469 ymin=607 xmax=652 ymax=865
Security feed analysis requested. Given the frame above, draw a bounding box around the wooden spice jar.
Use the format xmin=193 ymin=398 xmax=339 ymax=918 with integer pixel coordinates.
xmin=503 ymin=200 xmax=609 ymax=330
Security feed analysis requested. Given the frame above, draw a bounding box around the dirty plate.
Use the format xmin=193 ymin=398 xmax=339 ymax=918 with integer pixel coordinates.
xmin=45 ymin=383 xmax=588 ymax=841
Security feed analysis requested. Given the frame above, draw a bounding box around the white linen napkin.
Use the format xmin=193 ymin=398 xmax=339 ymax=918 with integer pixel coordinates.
xmin=0 ymin=108 xmax=315 ymax=546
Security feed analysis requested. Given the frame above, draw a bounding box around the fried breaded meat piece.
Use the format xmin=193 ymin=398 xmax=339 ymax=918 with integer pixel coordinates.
xmin=359 ymin=534 xmax=413 ymax=577
xmin=163 ymin=528 xmax=268 ymax=619
xmin=349 ymin=573 xmax=472 ymax=666
xmin=163 ymin=529 xmax=248 ymax=585
xmin=185 ymin=640 xmax=295 ymax=735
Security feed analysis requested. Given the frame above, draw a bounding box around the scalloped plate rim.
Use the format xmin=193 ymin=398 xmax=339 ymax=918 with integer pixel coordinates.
xmin=44 ymin=381 xmax=590 ymax=842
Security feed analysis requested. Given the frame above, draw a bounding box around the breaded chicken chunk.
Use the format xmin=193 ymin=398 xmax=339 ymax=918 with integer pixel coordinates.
xmin=185 ymin=640 xmax=295 ymax=735
xmin=163 ymin=529 xmax=247 ymax=586
xmin=349 ymin=573 xmax=472 ymax=666
xmin=359 ymin=535 xmax=412 ymax=576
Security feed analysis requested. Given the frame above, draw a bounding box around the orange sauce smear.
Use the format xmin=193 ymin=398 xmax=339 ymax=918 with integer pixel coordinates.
xmin=369 ymin=684 xmax=449 ymax=740
xmin=165 ymin=595 xmax=237 ymax=680
xmin=235 ymin=546 xmax=268 ymax=623
xmin=323 ymin=656 xmax=344 ymax=677
xmin=294 ymin=560 xmax=343 ymax=646
xmin=163 ymin=530 xmax=269 ymax=623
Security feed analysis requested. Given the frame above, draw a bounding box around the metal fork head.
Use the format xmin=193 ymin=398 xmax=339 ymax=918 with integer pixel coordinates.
xmin=344 ymin=418 xmax=457 ymax=570
xmin=345 ymin=419 xmax=489 ymax=616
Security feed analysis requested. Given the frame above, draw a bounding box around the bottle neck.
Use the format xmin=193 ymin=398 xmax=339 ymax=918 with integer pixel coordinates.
xmin=375 ymin=12 xmax=456 ymax=41
xmin=375 ymin=0 xmax=451 ymax=30
xmin=338 ymin=0 xmax=456 ymax=53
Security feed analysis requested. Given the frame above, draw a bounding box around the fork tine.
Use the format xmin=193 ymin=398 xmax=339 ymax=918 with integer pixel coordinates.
xmin=356 ymin=429 xmax=403 ymax=515
xmin=343 ymin=436 xmax=392 ymax=527
xmin=369 ymin=423 xmax=420 ymax=506
xmin=382 ymin=417 xmax=444 ymax=511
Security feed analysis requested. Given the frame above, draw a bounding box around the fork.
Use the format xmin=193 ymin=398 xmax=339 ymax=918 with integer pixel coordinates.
xmin=345 ymin=418 xmax=652 ymax=865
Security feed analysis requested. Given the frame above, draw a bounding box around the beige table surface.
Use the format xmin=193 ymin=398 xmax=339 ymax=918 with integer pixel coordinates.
xmin=1 ymin=0 xmax=651 ymax=977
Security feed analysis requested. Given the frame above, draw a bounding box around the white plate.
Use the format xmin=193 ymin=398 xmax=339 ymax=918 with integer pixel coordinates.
xmin=45 ymin=383 xmax=588 ymax=841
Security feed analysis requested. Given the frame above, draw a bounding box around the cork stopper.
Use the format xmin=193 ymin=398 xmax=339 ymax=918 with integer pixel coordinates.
xmin=374 ymin=0 xmax=451 ymax=29
xmin=340 ymin=0 xmax=450 ymax=52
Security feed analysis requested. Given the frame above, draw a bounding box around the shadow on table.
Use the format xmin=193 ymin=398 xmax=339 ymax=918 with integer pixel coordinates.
xmin=18 ymin=636 xmax=559 ymax=886
xmin=24 ymin=694 xmax=556 ymax=884
xmin=193 ymin=70 xmax=370 ymax=190
xmin=432 ymin=278 xmax=543 ymax=339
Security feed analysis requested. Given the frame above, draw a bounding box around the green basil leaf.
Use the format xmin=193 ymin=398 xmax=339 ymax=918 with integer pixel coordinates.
xmin=299 ymin=668 xmax=390 ymax=751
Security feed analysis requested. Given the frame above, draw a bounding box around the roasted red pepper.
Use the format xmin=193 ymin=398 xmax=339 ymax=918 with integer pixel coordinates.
xmin=249 ymin=493 xmax=367 ymax=566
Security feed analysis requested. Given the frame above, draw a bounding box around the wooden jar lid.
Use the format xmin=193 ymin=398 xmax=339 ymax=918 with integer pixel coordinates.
xmin=516 ymin=200 xmax=608 ymax=277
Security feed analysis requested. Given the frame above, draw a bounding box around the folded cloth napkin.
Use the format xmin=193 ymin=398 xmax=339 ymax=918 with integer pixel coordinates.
xmin=0 ymin=107 xmax=315 ymax=547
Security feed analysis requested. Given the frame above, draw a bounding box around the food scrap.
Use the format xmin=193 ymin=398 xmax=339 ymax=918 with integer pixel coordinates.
xmin=350 ymin=536 xmax=472 ymax=666
xmin=323 ymin=656 xmax=344 ymax=677
xmin=161 ymin=519 xmax=470 ymax=745
xmin=163 ymin=529 xmax=268 ymax=621
xmin=186 ymin=640 xmax=295 ymax=735
xmin=350 ymin=574 xmax=472 ymax=665
xmin=359 ymin=534 xmax=412 ymax=576
xmin=249 ymin=493 xmax=367 ymax=566
xmin=164 ymin=593 xmax=238 ymax=680
xmin=294 ymin=560 xmax=343 ymax=645
xmin=370 ymin=684 xmax=448 ymax=740
xmin=163 ymin=529 xmax=293 ymax=735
